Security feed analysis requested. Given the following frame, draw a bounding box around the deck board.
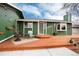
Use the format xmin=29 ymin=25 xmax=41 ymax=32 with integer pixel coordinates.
xmin=0 ymin=35 xmax=79 ymax=51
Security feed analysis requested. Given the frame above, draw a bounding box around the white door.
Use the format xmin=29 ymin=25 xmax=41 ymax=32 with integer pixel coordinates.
xmin=39 ymin=22 xmax=47 ymax=35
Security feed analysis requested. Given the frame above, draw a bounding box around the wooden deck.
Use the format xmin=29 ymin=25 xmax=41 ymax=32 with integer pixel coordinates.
xmin=0 ymin=35 xmax=79 ymax=52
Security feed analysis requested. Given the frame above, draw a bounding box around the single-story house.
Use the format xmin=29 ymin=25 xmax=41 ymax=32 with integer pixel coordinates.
xmin=72 ymin=22 xmax=79 ymax=34
xmin=17 ymin=12 xmax=72 ymax=36
xmin=0 ymin=3 xmax=72 ymax=43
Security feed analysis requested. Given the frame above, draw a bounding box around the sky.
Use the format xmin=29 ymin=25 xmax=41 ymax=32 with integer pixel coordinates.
xmin=14 ymin=3 xmax=79 ymax=21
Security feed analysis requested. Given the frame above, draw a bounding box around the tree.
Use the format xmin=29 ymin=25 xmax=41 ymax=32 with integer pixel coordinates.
xmin=61 ymin=3 xmax=79 ymax=16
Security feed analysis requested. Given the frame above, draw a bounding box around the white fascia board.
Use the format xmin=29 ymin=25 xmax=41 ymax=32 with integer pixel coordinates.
xmin=0 ymin=35 xmax=14 ymax=43
xmin=7 ymin=3 xmax=22 ymax=11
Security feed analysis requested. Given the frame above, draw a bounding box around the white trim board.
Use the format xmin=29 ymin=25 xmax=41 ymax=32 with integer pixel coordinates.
xmin=0 ymin=35 xmax=14 ymax=43
xmin=7 ymin=3 xmax=22 ymax=11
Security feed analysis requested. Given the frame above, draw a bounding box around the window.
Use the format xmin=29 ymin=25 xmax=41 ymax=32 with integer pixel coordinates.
xmin=61 ymin=25 xmax=66 ymax=30
xmin=57 ymin=24 xmax=60 ymax=30
xmin=57 ymin=23 xmax=67 ymax=31
xmin=27 ymin=23 xmax=33 ymax=28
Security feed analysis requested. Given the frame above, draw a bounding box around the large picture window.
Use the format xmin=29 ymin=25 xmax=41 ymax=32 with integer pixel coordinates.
xmin=57 ymin=23 xmax=67 ymax=31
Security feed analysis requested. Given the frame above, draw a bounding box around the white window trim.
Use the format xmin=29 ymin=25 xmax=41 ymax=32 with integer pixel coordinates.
xmin=27 ymin=22 xmax=33 ymax=28
xmin=43 ymin=22 xmax=47 ymax=35
xmin=38 ymin=22 xmax=47 ymax=35
xmin=56 ymin=23 xmax=67 ymax=31
xmin=23 ymin=22 xmax=33 ymax=37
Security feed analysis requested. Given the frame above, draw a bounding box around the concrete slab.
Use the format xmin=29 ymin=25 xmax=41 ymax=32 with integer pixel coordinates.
xmin=48 ymin=47 xmax=79 ymax=56
xmin=0 ymin=47 xmax=78 ymax=56
xmin=0 ymin=49 xmax=50 ymax=56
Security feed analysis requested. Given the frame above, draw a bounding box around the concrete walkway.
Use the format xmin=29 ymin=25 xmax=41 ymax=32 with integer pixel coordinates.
xmin=0 ymin=47 xmax=78 ymax=56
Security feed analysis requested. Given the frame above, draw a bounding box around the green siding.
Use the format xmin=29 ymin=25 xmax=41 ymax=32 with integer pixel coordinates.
xmin=67 ymin=23 xmax=72 ymax=35
xmin=69 ymin=14 xmax=72 ymax=22
xmin=57 ymin=31 xmax=66 ymax=35
xmin=47 ymin=22 xmax=67 ymax=35
xmin=64 ymin=14 xmax=71 ymax=22
xmin=17 ymin=22 xmax=38 ymax=36
xmin=47 ymin=22 xmax=53 ymax=35
xmin=0 ymin=31 xmax=13 ymax=40
xmin=33 ymin=22 xmax=38 ymax=35
xmin=56 ymin=23 xmax=72 ymax=35
xmin=53 ymin=23 xmax=57 ymax=35
xmin=17 ymin=22 xmax=72 ymax=36
xmin=0 ymin=4 xmax=23 ymax=41
xmin=64 ymin=15 xmax=68 ymax=21
xmin=17 ymin=21 xmax=23 ymax=35
xmin=53 ymin=22 xmax=66 ymax=35
xmin=56 ymin=23 xmax=66 ymax=35
xmin=39 ymin=22 xmax=43 ymax=34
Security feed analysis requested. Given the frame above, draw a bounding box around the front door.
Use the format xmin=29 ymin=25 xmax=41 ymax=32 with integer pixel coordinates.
xmin=39 ymin=22 xmax=47 ymax=35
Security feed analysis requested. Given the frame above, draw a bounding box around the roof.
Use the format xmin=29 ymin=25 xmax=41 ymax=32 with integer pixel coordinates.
xmin=0 ymin=3 xmax=22 ymax=11
xmin=7 ymin=3 xmax=22 ymax=11
xmin=17 ymin=19 xmax=72 ymax=23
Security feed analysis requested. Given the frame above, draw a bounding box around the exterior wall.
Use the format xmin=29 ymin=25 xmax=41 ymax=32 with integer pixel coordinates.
xmin=17 ymin=22 xmax=38 ymax=36
xmin=63 ymin=12 xmax=72 ymax=35
xmin=47 ymin=22 xmax=68 ymax=35
xmin=47 ymin=22 xmax=58 ymax=35
xmin=56 ymin=23 xmax=72 ymax=35
xmin=47 ymin=22 xmax=53 ymax=35
xmin=55 ymin=23 xmax=66 ymax=35
xmin=17 ymin=21 xmax=23 ymax=35
xmin=17 ymin=22 xmax=72 ymax=36
xmin=39 ymin=22 xmax=43 ymax=34
xmin=67 ymin=23 xmax=72 ymax=35
xmin=57 ymin=31 xmax=66 ymax=35
xmin=17 ymin=12 xmax=72 ymax=36
xmin=56 ymin=22 xmax=66 ymax=35
xmin=47 ymin=22 xmax=72 ymax=35
xmin=64 ymin=15 xmax=68 ymax=21
xmin=33 ymin=22 xmax=38 ymax=35
xmin=72 ymin=27 xmax=79 ymax=34
xmin=0 ymin=4 xmax=23 ymax=42
xmin=64 ymin=13 xmax=71 ymax=22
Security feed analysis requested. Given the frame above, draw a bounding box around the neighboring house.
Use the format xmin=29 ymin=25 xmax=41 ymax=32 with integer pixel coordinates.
xmin=72 ymin=22 xmax=79 ymax=34
xmin=17 ymin=12 xmax=72 ymax=36
xmin=0 ymin=3 xmax=24 ymax=42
